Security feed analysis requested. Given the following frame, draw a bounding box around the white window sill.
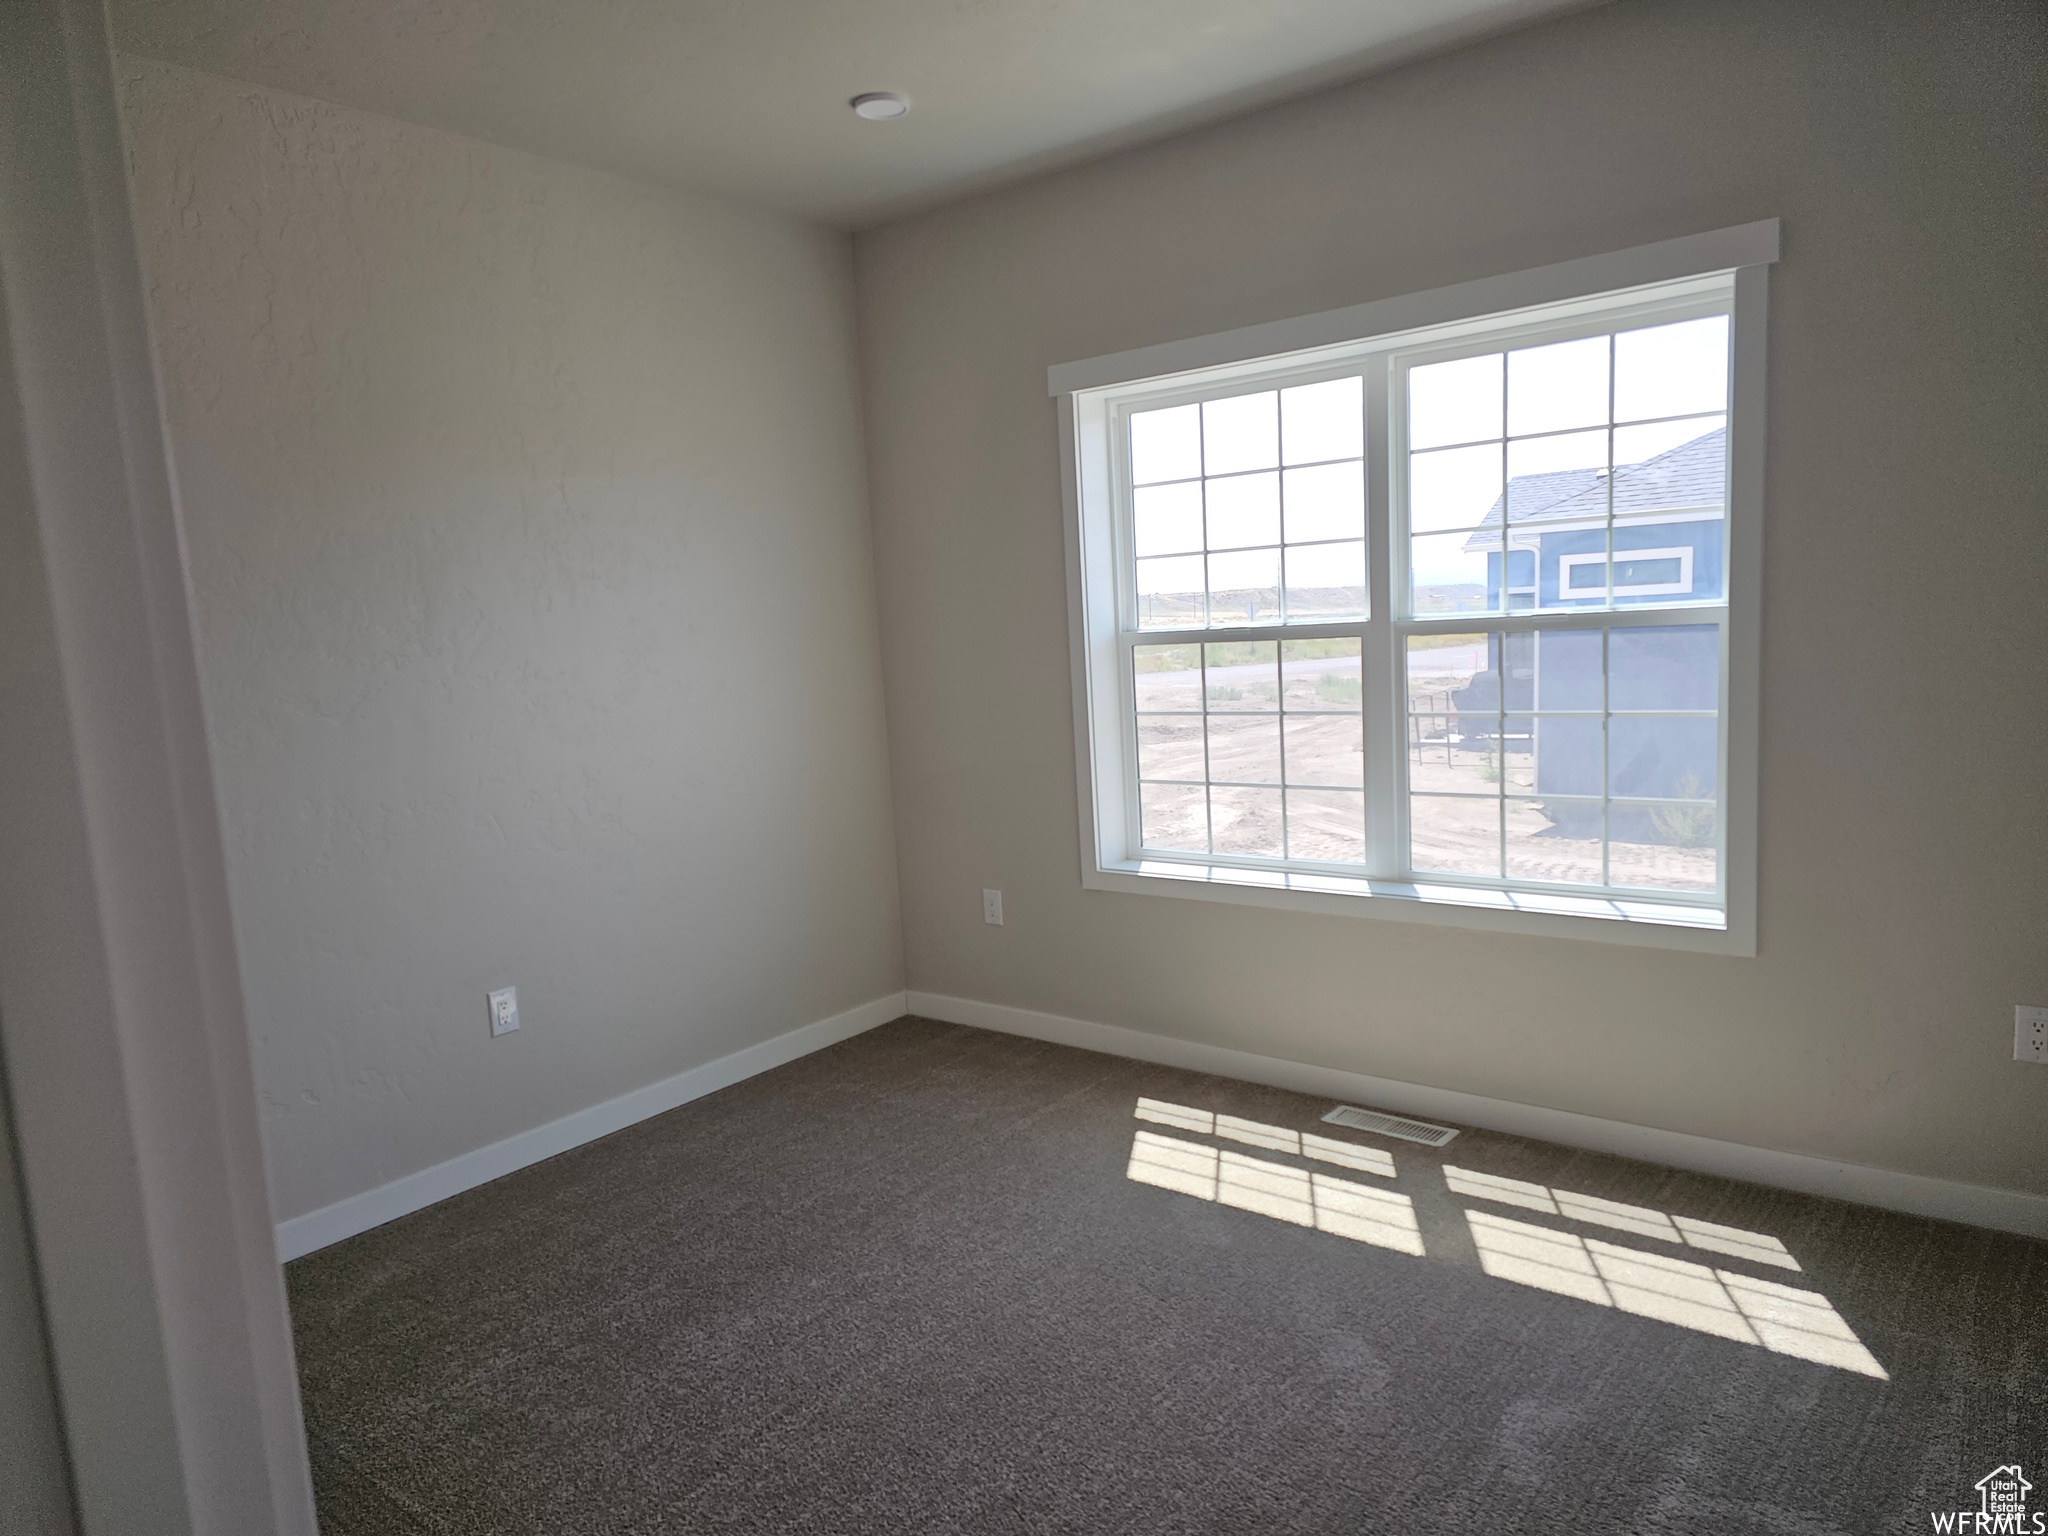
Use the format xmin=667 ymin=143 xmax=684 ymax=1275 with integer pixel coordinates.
xmin=1085 ymin=858 xmax=1750 ymax=955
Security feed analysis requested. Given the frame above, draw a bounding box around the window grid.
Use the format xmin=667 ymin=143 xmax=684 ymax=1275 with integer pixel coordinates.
xmin=1392 ymin=309 xmax=1727 ymax=901
xmin=1133 ymin=640 xmax=1367 ymax=869
xmin=1401 ymin=318 xmax=1729 ymax=621
xmin=1401 ymin=624 xmax=1723 ymax=899
xmin=1111 ymin=289 xmax=1733 ymax=911
xmin=1132 ymin=379 xmax=1368 ymax=634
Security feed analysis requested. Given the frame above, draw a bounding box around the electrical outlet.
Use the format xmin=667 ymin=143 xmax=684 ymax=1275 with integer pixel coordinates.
xmin=489 ymin=985 xmax=520 ymax=1037
xmin=2017 ymin=1005 xmax=2048 ymax=1064
xmin=982 ymin=888 xmax=1004 ymax=926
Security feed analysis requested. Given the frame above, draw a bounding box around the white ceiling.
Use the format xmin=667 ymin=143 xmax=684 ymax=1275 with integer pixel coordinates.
xmin=112 ymin=0 xmax=1602 ymax=227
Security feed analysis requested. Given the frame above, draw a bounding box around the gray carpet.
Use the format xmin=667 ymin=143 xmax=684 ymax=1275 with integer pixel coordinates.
xmin=287 ymin=1017 xmax=2046 ymax=1535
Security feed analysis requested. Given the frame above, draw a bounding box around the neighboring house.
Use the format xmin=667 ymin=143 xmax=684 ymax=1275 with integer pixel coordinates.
xmin=1460 ymin=425 xmax=1727 ymax=610
xmin=1446 ymin=426 xmax=1726 ymax=844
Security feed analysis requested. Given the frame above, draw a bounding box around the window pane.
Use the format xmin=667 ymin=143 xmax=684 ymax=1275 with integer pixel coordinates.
xmin=1203 ymin=640 xmax=1277 ymax=710
xmin=1202 ymin=391 xmax=1278 ymax=475
xmin=1281 ymin=638 xmax=1361 ymax=711
xmin=1286 ymin=788 xmax=1365 ymax=863
xmin=1131 ymin=403 xmax=1201 ymax=484
xmin=1207 ymin=548 xmax=1280 ymax=625
xmin=1501 ymin=715 xmax=1536 ymax=793
xmin=1504 ymin=433 xmax=1607 ymax=601
xmin=1410 ymin=443 xmax=1504 ymax=533
xmin=1211 ymin=785 xmax=1284 ymax=856
xmin=1608 ymin=807 xmax=1717 ymax=892
xmin=1506 ymin=798 xmax=1604 ymax=885
xmin=1204 ymin=471 xmax=1279 ymax=549
xmin=1499 ymin=630 xmax=1536 ymax=712
xmin=1281 ymin=377 xmax=1362 ymax=465
xmin=1411 ymin=530 xmax=1496 ymax=613
xmin=1533 ymin=629 xmax=1602 ymax=710
xmin=1409 ymin=353 xmax=1502 ymax=449
xmin=1284 ymin=716 xmax=1362 ymax=786
xmin=1612 ymin=419 xmax=1724 ymax=604
xmin=1137 ymin=715 xmax=1205 ymax=781
xmin=1507 ymin=335 xmax=1609 ymax=438
xmin=1405 ymin=633 xmax=1488 ymax=702
xmin=1140 ymin=783 xmax=1207 ymax=852
xmin=1134 ymin=481 xmax=1203 ymax=556
xmin=1610 ymin=716 xmax=1718 ymax=800
xmin=1528 ymin=716 xmax=1604 ymax=796
xmin=1409 ymin=794 xmax=1500 ymax=876
xmin=1614 ymin=413 xmax=1723 ymax=470
xmin=1206 ymin=715 xmax=1281 ymax=785
xmin=1614 ymin=315 xmax=1728 ymax=423
xmin=1506 ymin=428 xmax=1607 ymax=486
xmin=1500 ymin=543 xmax=1537 ymax=610
xmin=1399 ymin=709 xmax=1447 ymax=787
xmin=1133 ymin=643 xmax=1201 ymax=711
xmin=1407 ymin=730 xmax=1499 ymax=795
xmin=1402 ymin=617 xmax=1724 ymax=893
xmin=1284 ymin=541 xmax=1365 ymax=620
xmin=1609 ymin=625 xmax=1716 ymax=711
xmin=1282 ymin=461 xmax=1364 ymax=543
xmin=1136 ymin=554 xmax=1205 ymax=628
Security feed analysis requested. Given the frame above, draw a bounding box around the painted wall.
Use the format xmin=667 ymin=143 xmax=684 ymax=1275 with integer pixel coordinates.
xmin=117 ymin=60 xmax=903 ymax=1222
xmin=852 ymin=0 xmax=2048 ymax=1193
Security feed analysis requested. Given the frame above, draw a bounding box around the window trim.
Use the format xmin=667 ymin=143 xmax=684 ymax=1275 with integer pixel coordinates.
xmin=1054 ymin=223 xmax=1775 ymax=955
xmin=1556 ymin=545 xmax=1696 ymax=598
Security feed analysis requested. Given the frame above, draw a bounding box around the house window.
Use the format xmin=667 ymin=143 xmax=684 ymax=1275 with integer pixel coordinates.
xmin=1055 ymin=223 xmax=1773 ymax=951
xmin=1557 ymin=547 xmax=1695 ymax=597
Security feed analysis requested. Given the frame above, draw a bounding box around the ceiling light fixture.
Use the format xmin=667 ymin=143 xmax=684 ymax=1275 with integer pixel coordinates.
xmin=850 ymin=92 xmax=910 ymax=121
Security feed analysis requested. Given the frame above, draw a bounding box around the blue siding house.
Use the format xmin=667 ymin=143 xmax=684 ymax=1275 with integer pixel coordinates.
xmin=1450 ymin=427 xmax=1725 ymax=841
xmin=1461 ymin=425 xmax=1727 ymax=610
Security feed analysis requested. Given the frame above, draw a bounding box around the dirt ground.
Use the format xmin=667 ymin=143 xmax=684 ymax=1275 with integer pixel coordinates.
xmin=1404 ymin=656 xmax=1716 ymax=893
xmin=1134 ymin=649 xmax=1717 ymax=893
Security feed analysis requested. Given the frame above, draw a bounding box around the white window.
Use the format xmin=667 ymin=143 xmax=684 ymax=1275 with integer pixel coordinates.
xmin=1054 ymin=223 xmax=1775 ymax=952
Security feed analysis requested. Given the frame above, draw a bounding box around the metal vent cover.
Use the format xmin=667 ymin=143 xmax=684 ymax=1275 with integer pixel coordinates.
xmin=1321 ymin=1105 xmax=1459 ymax=1146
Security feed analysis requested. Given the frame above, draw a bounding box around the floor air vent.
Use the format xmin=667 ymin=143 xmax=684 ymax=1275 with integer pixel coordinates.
xmin=1321 ymin=1105 xmax=1459 ymax=1146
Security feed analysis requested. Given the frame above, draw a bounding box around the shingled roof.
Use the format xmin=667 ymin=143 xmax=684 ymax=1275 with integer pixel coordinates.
xmin=1461 ymin=425 xmax=1726 ymax=551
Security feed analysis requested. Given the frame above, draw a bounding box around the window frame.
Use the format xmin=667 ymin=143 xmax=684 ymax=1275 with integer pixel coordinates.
xmin=1054 ymin=223 xmax=1776 ymax=954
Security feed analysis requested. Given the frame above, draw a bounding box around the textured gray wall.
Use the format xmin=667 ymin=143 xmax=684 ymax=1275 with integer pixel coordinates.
xmin=853 ymin=0 xmax=2048 ymax=1192
xmin=118 ymin=59 xmax=904 ymax=1223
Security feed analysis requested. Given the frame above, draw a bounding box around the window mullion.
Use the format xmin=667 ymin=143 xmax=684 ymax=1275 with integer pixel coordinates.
xmin=1199 ymin=643 xmax=1214 ymax=855
xmin=1361 ymin=358 xmax=1400 ymax=878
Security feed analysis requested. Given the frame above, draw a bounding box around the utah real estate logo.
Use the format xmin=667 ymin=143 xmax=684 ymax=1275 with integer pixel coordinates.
xmin=1932 ymin=1466 xmax=2041 ymax=1534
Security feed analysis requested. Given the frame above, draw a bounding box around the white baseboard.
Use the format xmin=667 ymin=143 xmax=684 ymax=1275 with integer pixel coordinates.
xmin=276 ymin=986 xmax=2047 ymax=1258
xmin=274 ymin=991 xmax=909 ymax=1261
xmin=908 ymin=990 xmax=2048 ymax=1240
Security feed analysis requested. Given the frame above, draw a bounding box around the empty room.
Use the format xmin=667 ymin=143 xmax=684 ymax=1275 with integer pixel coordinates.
xmin=1 ymin=0 xmax=2043 ymax=1531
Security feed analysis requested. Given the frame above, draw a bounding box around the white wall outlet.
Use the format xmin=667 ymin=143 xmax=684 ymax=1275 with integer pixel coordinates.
xmin=2017 ymin=1005 xmax=2048 ymax=1064
xmin=489 ymin=985 xmax=520 ymax=1037
xmin=982 ymin=888 xmax=1003 ymax=926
